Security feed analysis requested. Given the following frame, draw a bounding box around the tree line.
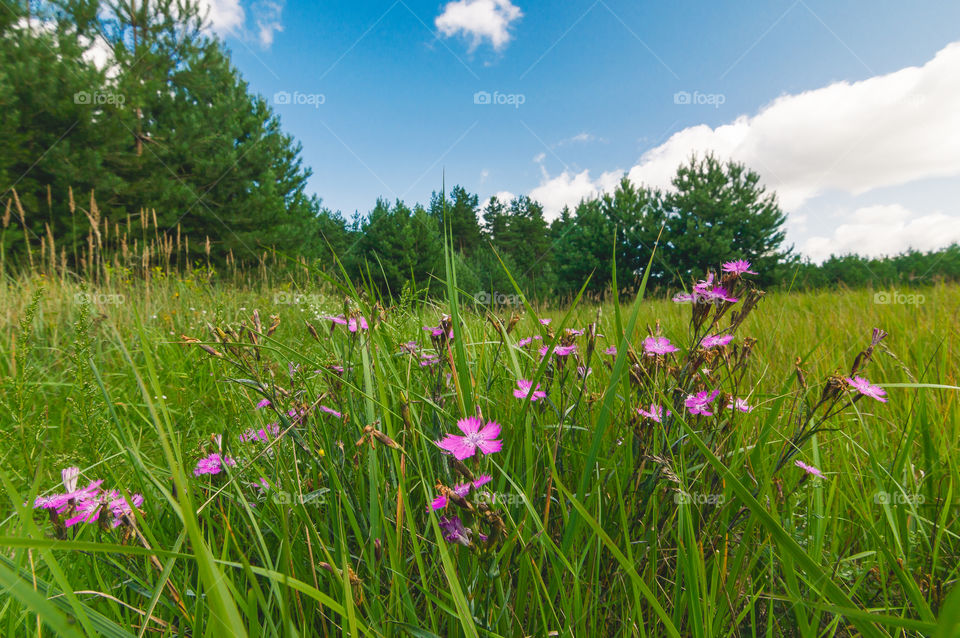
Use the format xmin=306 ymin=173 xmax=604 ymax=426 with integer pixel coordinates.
xmin=3 ymin=0 xmax=955 ymax=300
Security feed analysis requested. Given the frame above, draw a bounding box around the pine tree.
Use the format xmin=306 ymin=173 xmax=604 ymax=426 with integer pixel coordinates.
xmin=662 ymin=153 xmax=791 ymax=284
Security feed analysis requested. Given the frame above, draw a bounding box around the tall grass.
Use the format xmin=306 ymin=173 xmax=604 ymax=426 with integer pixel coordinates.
xmin=0 ymin=249 xmax=958 ymax=636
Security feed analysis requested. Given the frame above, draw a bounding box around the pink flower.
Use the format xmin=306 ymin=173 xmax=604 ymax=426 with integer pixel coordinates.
xmin=64 ymin=490 xmax=143 ymax=528
xmin=438 ymin=516 xmax=473 ymax=546
xmin=603 ymin=345 xmax=617 ymax=356
xmin=472 ymin=474 xmax=492 ymax=488
xmin=240 ymin=422 xmax=281 ymax=442
xmin=400 ymin=341 xmax=419 ymax=354
xmin=255 ymin=398 xmax=271 ymax=409
xmin=685 ymin=389 xmax=720 ymax=416
xmin=347 ymin=317 xmax=369 ymax=333
xmin=420 ymin=354 xmax=440 ymax=367
xmin=675 ymin=273 xmax=740 ymax=305
xmin=795 ymin=459 xmax=825 ymax=479
xmin=727 ymin=398 xmax=752 ymax=413
xmin=34 ymin=478 xmax=103 ymax=512
xmin=704 ymin=286 xmax=739 ymax=304
xmin=846 ymin=376 xmax=887 ymax=402
xmin=721 ymin=260 xmax=757 ymax=276
xmin=539 ymin=344 xmax=577 ymax=358
xmin=193 ymin=453 xmax=237 ymax=476
xmin=636 ymin=403 xmax=670 ymax=423
xmin=324 ymin=315 xmax=348 ymax=326
xmin=318 ymin=405 xmax=343 ymax=418
xmin=436 ymin=417 xmax=502 ymax=460
xmin=430 ymin=475 xmax=494 ymax=511
xmin=514 ymin=379 xmax=546 ymax=402
xmin=423 ymin=322 xmax=453 ymax=340
xmin=577 ymin=366 xmax=592 ymax=378
xmin=539 ymin=318 xmax=552 ymax=325
xmin=643 ymin=336 xmax=679 ymax=356
xmin=701 ymin=334 xmax=734 ymax=348
xmin=33 ymin=471 xmax=142 ymax=529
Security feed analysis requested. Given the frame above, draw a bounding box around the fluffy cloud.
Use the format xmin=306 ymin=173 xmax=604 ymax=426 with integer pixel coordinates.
xmin=198 ymin=0 xmax=283 ymax=47
xmin=252 ymin=0 xmax=284 ymax=47
xmin=435 ymin=0 xmax=523 ymax=52
xmin=531 ymin=40 xmax=960 ymax=218
xmin=199 ymin=0 xmax=246 ymax=36
xmin=529 ymin=169 xmax=622 ymax=219
xmin=804 ymin=204 xmax=960 ymax=261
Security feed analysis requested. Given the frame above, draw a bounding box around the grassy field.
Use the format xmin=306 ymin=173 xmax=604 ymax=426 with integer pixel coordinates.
xmin=1 ymin=265 xmax=958 ymax=637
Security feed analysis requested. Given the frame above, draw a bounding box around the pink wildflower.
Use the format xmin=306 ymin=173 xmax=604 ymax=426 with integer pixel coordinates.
xmin=513 ymin=379 xmax=546 ymax=402
xmin=438 ymin=516 xmax=473 ymax=546
xmin=795 ymin=459 xmax=825 ymax=479
xmin=727 ymin=398 xmax=752 ymax=413
xmin=318 ymin=405 xmax=343 ymax=418
xmin=643 ymin=336 xmax=679 ymax=356
xmin=193 ymin=453 xmax=237 ymax=476
xmin=436 ymin=417 xmax=502 ymax=460
xmin=636 ymin=403 xmax=671 ymax=423
xmin=472 ymin=474 xmax=492 ymax=488
xmin=347 ymin=317 xmax=369 ymax=333
xmin=846 ymin=376 xmax=887 ymax=402
xmin=701 ymin=334 xmax=734 ymax=348
xmin=685 ymin=389 xmax=720 ymax=416
xmin=721 ymin=260 xmax=757 ymax=275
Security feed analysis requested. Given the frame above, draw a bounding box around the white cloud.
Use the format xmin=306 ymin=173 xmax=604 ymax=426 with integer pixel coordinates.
xmin=252 ymin=0 xmax=284 ymax=47
xmin=199 ymin=0 xmax=246 ymax=36
xmin=491 ymin=190 xmax=516 ymax=204
xmin=804 ymin=204 xmax=960 ymax=261
xmin=554 ymin=132 xmax=601 ymax=147
xmin=529 ymin=169 xmax=622 ymax=219
xmin=435 ymin=0 xmax=523 ymax=52
xmin=531 ymin=41 xmax=960 ymax=209
xmin=198 ymin=0 xmax=284 ymax=47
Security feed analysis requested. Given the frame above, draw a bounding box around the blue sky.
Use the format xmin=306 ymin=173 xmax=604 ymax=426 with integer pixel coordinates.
xmin=204 ymin=0 xmax=960 ymax=261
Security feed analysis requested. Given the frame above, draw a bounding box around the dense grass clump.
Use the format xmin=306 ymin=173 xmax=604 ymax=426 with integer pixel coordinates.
xmin=0 ymin=262 xmax=958 ymax=637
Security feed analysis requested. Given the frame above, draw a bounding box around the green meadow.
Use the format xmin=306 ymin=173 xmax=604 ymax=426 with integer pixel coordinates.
xmin=1 ymin=264 xmax=958 ymax=637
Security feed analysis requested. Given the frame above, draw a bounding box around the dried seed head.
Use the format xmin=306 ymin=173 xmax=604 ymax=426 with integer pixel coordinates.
xmin=506 ymin=312 xmax=521 ymax=334
xmin=794 ymin=357 xmax=807 ymax=390
xmin=821 ymin=373 xmax=847 ymax=402
xmin=267 ymin=315 xmax=280 ymax=337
